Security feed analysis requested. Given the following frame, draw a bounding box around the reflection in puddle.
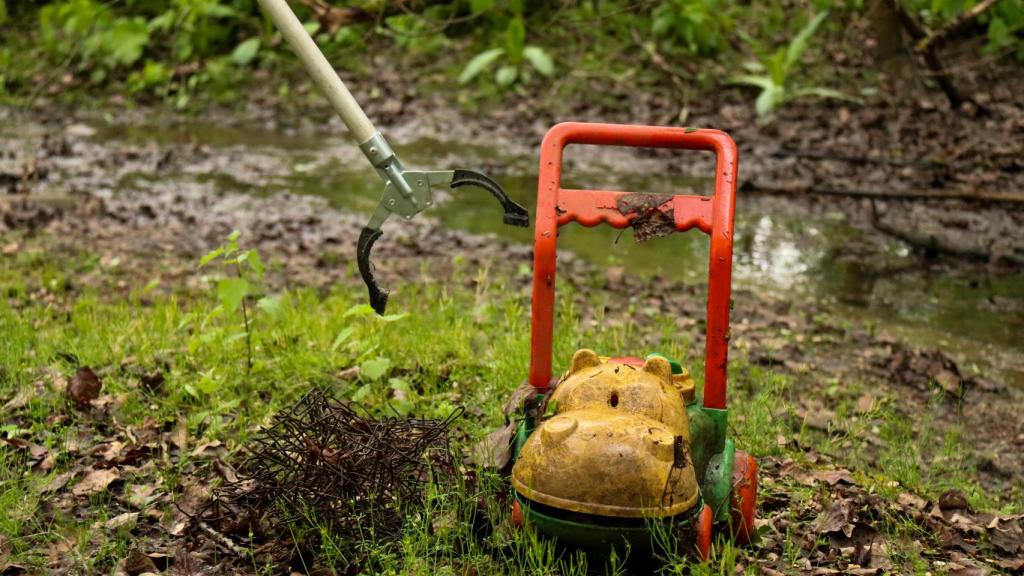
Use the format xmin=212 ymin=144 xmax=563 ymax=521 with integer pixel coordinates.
xmin=737 ymin=215 xmax=811 ymax=289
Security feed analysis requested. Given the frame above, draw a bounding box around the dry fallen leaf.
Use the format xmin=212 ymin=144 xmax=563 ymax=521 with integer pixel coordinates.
xmin=170 ymin=416 xmax=188 ymax=452
xmin=41 ymin=470 xmax=77 ymax=494
xmin=988 ymin=517 xmax=1024 ymax=554
xmin=2 ymin=387 xmax=32 ymax=412
xmin=336 ymin=366 xmax=361 ymax=380
xmin=123 ymin=549 xmax=158 ymax=576
xmin=68 ymin=366 xmax=102 ymax=408
xmin=816 ymin=499 xmax=854 ymax=537
xmin=503 ymin=381 xmax=539 ymax=418
xmin=93 ymin=511 xmax=138 ymax=531
xmin=2 ymin=438 xmax=48 ymax=461
xmin=139 ymin=370 xmax=165 ymax=393
xmin=189 ymin=440 xmax=222 ymax=458
xmin=897 ymin=492 xmax=927 ymax=511
xmin=855 ymin=394 xmax=875 ymax=413
xmin=996 ymin=558 xmax=1024 ymax=571
xmin=939 ymin=489 xmax=970 ymax=511
xmin=123 ymin=483 xmax=159 ymax=509
xmin=72 ymin=468 xmax=119 ymax=497
xmin=91 ymin=440 xmax=126 ymax=462
xmin=471 ymin=423 xmax=514 ymax=471
xmin=934 ymin=369 xmax=962 ymax=395
xmin=814 ymin=469 xmax=855 ymax=486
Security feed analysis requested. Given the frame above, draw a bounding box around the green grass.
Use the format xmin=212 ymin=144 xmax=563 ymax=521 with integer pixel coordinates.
xmin=0 ymin=237 xmax=1013 ymax=573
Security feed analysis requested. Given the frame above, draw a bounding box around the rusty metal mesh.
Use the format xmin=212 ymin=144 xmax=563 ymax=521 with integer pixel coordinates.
xmin=214 ymin=389 xmax=461 ymax=540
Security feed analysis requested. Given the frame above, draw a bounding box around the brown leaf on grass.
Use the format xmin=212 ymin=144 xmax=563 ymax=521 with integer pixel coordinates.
xmin=37 ymin=452 xmax=56 ymax=472
xmin=93 ymin=511 xmax=138 ymax=531
xmin=170 ymin=547 xmax=203 ymax=576
xmin=174 ymin=478 xmax=211 ymax=518
xmin=471 ymin=423 xmax=514 ymax=471
xmin=122 ymin=483 xmax=160 ymax=509
xmin=170 ymin=416 xmax=188 ymax=452
xmin=90 ymin=440 xmax=126 ymax=462
xmin=988 ymin=517 xmax=1024 ymax=554
xmin=813 ymin=469 xmax=855 ymax=486
xmin=816 ymin=499 xmax=854 ymax=537
xmin=213 ymin=459 xmax=238 ymax=484
xmin=996 ymin=558 xmax=1024 ymax=571
xmin=897 ymin=492 xmax=927 ymax=511
xmin=502 ymin=380 xmax=538 ymax=418
xmin=2 ymin=387 xmax=32 ymax=411
xmin=855 ymin=393 xmax=875 ymax=413
xmin=939 ymin=489 xmax=970 ymax=511
xmin=336 ymin=366 xmax=361 ymax=380
xmin=189 ymin=440 xmax=222 ymax=458
xmin=124 ymin=549 xmax=158 ymax=576
xmin=72 ymin=467 xmax=119 ymax=496
xmin=41 ymin=469 xmax=77 ymax=494
xmin=935 ymin=369 xmax=963 ymax=395
xmin=1 ymin=562 xmax=27 ymax=575
xmin=946 ymin=552 xmax=993 ymax=576
xmin=794 ymin=399 xmax=836 ymax=431
xmin=139 ymin=370 xmax=165 ymax=392
xmin=2 ymin=438 xmax=48 ymax=461
xmin=67 ymin=366 xmax=102 ymax=408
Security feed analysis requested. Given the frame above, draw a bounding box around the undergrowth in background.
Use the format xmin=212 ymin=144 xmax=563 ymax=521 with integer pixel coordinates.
xmin=0 ymin=0 xmax=1021 ymax=115
xmin=0 ymin=232 xmax=1017 ymax=573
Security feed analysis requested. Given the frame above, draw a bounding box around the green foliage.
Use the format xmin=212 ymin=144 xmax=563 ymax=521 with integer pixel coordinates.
xmin=652 ymin=0 xmax=733 ymax=55
xmin=39 ymin=0 xmax=150 ymax=79
xmin=4 ymin=0 xmax=1018 ymax=106
xmin=197 ymin=230 xmax=281 ymax=375
xmin=458 ymin=4 xmax=554 ymax=87
xmin=230 ymin=36 xmax=261 ymax=66
xmin=31 ymin=0 xmax=263 ymax=102
xmin=731 ymin=12 xmax=856 ymax=120
xmin=904 ymin=0 xmax=1024 ymax=60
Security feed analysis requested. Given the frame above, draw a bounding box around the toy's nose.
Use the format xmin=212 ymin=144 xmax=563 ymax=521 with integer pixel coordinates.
xmin=541 ymin=415 xmax=577 ymax=445
xmin=646 ymin=426 xmax=675 ymax=462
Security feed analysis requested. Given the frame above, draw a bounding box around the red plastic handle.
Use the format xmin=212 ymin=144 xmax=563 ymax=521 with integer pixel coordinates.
xmin=528 ymin=122 xmax=738 ymax=410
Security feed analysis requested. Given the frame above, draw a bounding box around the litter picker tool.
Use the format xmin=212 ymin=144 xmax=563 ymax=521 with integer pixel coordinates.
xmin=255 ymin=0 xmax=529 ymax=314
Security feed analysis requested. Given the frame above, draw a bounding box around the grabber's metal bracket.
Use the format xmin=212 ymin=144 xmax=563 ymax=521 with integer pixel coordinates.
xmin=357 ymin=158 xmax=530 ymax=315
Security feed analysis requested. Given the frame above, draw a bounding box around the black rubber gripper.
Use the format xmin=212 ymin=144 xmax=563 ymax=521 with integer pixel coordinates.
xmin=451 ymin=169 xmax=530 ymax=228
xmin=357 ymin=226 xmax=388 ymax=315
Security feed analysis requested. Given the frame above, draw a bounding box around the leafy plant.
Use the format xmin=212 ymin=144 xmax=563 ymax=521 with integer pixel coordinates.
xmin=458 ymin=9 xmax=554 ymax=87
xmin=730 ymin=11 xmax=856 ymax=119
xmin=651 ymin=0 xmax=733 ymax=55
xmin=903 ymin=0 xmax=1024 ymax=60
xmin=197 ymin=230 xmax=282 ymax=373
xmin=39 ymin=0 xmax=150 ymax=81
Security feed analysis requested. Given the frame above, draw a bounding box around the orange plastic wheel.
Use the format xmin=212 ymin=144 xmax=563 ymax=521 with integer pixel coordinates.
xmin=695 ymin=503 xmax=713 ymax=561
xmin=729 ymin=451 xmax=758 ymax=544
xmin=511 ymin=498 xmax=524 ymax=528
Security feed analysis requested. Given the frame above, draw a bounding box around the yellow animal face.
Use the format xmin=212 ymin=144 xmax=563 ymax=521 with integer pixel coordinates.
xmin=511 ymin=349 xmax=700 ymax=518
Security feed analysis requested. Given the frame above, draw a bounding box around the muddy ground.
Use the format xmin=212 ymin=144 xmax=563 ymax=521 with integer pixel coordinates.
xmin=2 ymin=66 xmax=1023 ymax=573
xmin=3 ymin=101 xmax=1024 ymax=466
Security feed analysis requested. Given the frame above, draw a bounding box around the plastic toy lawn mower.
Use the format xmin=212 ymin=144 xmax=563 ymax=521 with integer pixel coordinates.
xmin=508 ymin=123 xmax=756 ymax=560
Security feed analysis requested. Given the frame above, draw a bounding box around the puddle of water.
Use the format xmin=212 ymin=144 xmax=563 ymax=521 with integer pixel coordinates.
xmin=88 ymin=121 xmax=1024 ymax=387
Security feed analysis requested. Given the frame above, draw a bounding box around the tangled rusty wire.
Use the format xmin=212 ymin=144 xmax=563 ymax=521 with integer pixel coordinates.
xmin=214 ymin=389 xmax=462 ymax=541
